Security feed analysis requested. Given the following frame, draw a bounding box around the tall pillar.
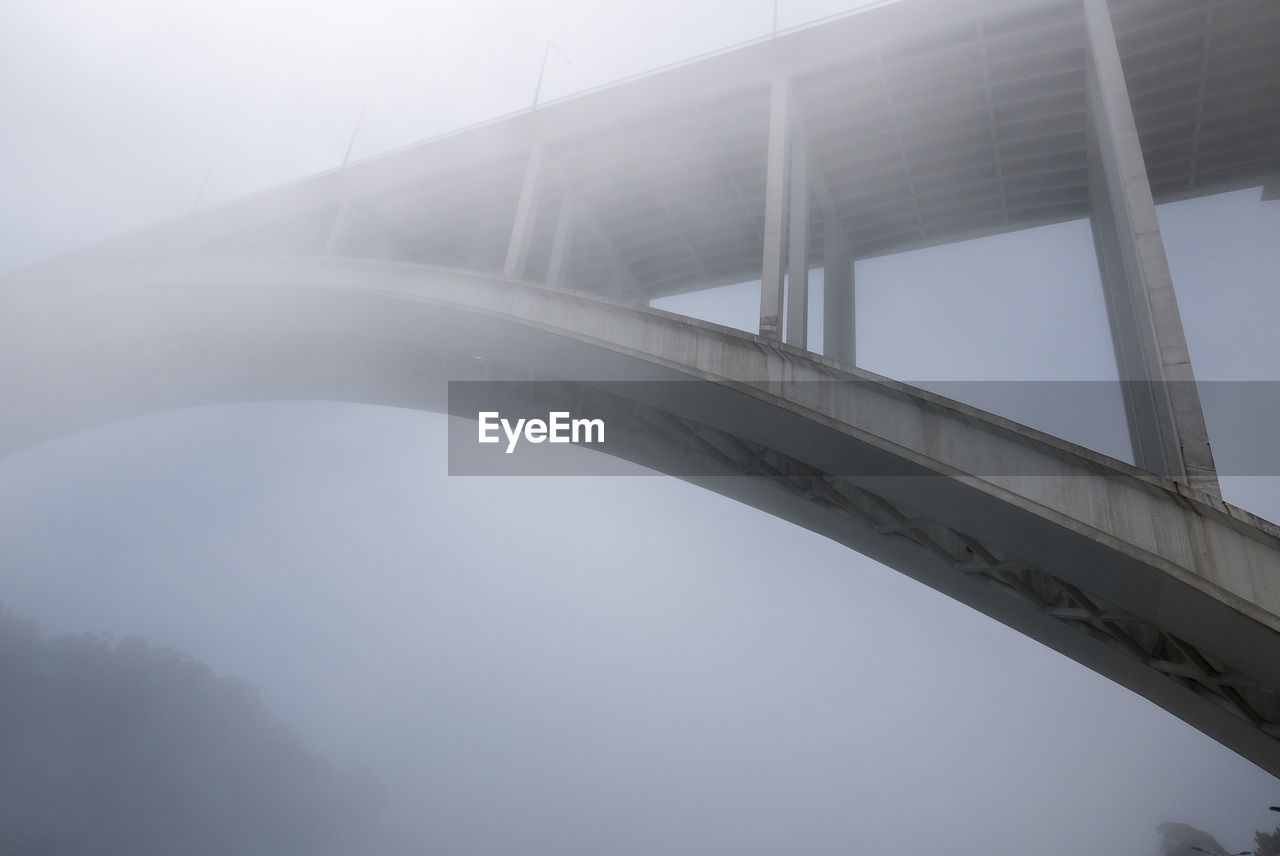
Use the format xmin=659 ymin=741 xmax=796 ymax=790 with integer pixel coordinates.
xmin=324 ymin=200 xmax=352 ymax=256
xmin=1083 ymin=0 xmax=1218 ymax=497
xmin=823 ymin=216 xmax=854 ymax=365
xmin=786 ymin=122 xmax=810 ymax=349
xmin=504 ymin=144 xmax=546 ymax=278
xmin=546 ymin=194 xmax=576 ymax=287
xmin=759 ymin=75 xmax=792 ymax=340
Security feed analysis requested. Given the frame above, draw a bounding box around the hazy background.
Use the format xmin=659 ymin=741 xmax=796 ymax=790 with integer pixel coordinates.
xmin=3 ymin=0 xmax=1280 ymax=853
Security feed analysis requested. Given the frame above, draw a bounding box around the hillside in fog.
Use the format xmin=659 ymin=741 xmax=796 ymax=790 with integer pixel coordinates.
xmin=0 ymin=605 xmax=401 ymax=856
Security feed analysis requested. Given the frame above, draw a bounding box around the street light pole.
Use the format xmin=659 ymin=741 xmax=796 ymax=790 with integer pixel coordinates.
xmin=342 ymin=103 xmax=391 ymax=167
xmin=531 ymin=41 xmax=572 ymax=110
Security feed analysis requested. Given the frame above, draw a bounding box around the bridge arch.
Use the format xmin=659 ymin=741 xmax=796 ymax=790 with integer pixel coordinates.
xmin=4 ymin=255 xmax=1280 ymax=774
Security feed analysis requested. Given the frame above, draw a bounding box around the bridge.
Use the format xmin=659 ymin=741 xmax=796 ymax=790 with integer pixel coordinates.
xmin=4 ymin=0 xmax=1280 ymax=774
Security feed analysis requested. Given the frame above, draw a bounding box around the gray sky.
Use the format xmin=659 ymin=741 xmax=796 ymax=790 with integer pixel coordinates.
xmin=3 ymin=0 xmax=1280 ymax=854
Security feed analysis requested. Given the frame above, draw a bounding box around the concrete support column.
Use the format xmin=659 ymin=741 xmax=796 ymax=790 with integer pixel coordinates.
xmin=823 ymin=216 xmax=854 ymax=365
xmin=546 ymin=194 xmax=576 ymax=287
xmin=323 ymin=199 xmax=355 ymax=256
xmin=786 ymin=122 xmax=810 ymax=349
xmin=504 ymin=144 xmax=546 ymax=278
xmin=759 ymin=74 xmax=792 ymax=340
xmin=1083 ymin=0 xmax=1218 ymax=497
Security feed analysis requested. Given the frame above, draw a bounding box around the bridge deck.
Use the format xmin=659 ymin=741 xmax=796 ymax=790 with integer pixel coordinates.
xmin=34 ymin=0 xmax=1280 ymax=300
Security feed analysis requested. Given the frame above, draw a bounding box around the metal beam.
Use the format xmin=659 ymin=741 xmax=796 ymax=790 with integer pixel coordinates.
xmin=1083 ymin=0 xmax=1219 ymax=498
xmin=759 ymin=74 xmax=791 ymax=340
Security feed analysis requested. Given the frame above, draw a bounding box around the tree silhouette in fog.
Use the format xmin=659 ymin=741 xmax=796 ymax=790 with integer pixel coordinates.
xmin=1255 ymin=825 xmax=1280 ymax=856
xmin=1158 ymin=818 xmax=1280 ymax=856
xmin=0 ymin=605 xmax=399 ymax=855
xmin=1159 ymin=821 xmax=1231 ymax=855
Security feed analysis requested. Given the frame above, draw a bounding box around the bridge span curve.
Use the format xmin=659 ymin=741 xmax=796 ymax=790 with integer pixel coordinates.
xmin=4 ymin=255 xmax=1280 ymax=773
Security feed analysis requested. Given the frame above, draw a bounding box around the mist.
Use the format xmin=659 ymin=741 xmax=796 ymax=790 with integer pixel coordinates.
xmin=3 ymin=0 xmax=1280 ymax=854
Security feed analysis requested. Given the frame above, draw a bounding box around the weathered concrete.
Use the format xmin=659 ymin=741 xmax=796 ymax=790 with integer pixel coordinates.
xmin=786 ymin=117 xmax=809 ymax=349
xmin=3 ymin=256 xmax=1280 ymax=774
xmin=822 ymin=217 xmax=853 ymax=365
xmin=759 ymin=74 xmax=791 ymax=341
xmin=1084 ymin=0 xmax=1219 ymax=499
xmin=504 ymin=144 xmax=546 ymax=278
xmin=48 ymin=0 xmax=1279 ymax=299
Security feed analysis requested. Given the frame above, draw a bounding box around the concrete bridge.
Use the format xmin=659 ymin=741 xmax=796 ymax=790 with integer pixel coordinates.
xmin=4 ymin=0 xmax=1280 ymax=773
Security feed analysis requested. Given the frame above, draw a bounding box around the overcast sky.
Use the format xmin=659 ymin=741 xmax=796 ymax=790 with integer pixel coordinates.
xmin=2 ymin=0 xmax=1280 ymax=854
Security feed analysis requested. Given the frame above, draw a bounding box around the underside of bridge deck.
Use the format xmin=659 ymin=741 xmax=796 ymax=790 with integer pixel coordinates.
xmin=38 ymin=0 xmax=1278 ymax=502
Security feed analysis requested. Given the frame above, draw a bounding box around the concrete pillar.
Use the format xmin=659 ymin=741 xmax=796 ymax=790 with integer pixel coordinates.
xmin=759 ymin=74 xmax=791 ymax=340
xmin=823 ymin=216 xmax=854 ymax=365
xmin=786 ymin=122 xmax=810 ymax=349
xmin=323 ymin=200 xmax=352 ymax=256
xmin=1083 ymin=0 xmax=1218 ymax=497
xmin=504 ymin=144 xmax=546 ymax=278
xmin=546 ymin=194 xmax=576 ymax=287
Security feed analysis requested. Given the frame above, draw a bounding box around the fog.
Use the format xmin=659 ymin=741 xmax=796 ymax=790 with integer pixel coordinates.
xmin=3 ymin=0 xmax=1280 ymax=854
xmin=6 ymin=402 xmax=1279 ymax=855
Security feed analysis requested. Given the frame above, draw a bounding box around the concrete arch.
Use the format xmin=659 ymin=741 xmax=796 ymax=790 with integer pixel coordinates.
xmin=4 ymin=255 xmax=1280 ymax=773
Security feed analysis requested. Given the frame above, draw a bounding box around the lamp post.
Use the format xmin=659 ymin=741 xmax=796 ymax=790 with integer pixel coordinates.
xmin=342 ymin=103 xmax=391 ymax=167
xmin=531 ymin=41 xmax=572 ymax=110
